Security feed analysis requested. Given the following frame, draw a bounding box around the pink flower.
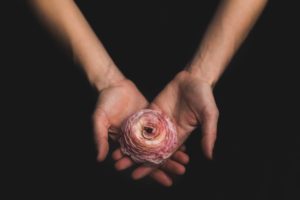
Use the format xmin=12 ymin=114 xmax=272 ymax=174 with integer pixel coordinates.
xmin=119 ymin=109 xmax=178 ymax=166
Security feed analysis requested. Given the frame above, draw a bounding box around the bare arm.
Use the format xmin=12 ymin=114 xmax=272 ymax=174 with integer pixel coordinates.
xmin=30 ymin=0 xmax=124 ymax=91
xmin=187 ymin=0 xmax=268 ymax=86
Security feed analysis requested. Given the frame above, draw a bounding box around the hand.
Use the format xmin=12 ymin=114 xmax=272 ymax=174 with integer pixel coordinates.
xmin=93 ymin=78 xmax=189 ymax=186
xmin=93 ymin=78 xmax=148 ymax=161
xmin=149 ymin=70 xmax=219 ymax=159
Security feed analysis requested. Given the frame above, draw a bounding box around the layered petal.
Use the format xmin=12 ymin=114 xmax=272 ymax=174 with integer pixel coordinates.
xmin=119 ymin=109 xmax=178 ymax=166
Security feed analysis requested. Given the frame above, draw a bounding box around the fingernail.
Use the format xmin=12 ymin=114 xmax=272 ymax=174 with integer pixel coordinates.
xmin=132 ymin=172 xmax=143 ymax=180
xmin=97 ymin=153 xmax=104 ymax=162
xmin=165 ymin=180 xmax=173 ymax=187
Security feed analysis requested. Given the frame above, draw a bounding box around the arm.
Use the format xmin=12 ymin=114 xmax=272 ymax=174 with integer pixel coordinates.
xmin=177 ymin=0 xmax=268 ymax=156
xmin=30 ymin=0 xmax=140 ymax=160
xmin=30 ymin=0 xmax=124 ymax=91
xmin=188 ymin=0 xmax=268 ymax=86
xmin=176 ymin=0 xmax=268 ymax=156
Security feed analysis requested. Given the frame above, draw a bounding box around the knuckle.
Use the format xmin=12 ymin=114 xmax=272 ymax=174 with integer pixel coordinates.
xmin=178 ymin=166 xmax=186 ymax=174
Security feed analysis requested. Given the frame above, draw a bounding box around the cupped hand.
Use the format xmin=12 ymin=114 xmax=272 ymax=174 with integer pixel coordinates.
xmin=93 ymin=78 xmax=148 ymax=161
xmin=150 ymin=70 xmax=219 ymax=159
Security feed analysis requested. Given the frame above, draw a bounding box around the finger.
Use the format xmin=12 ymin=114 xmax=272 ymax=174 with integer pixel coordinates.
xmin=171 ymin=151 xmax=190 ymax=165
xmin=114 ymin=156 xmax=134 ymax=171
xmin=201 ymin=110 xmax=219 ymax=159
xmin=132 ymin=166 xmax=155 ymax=180
xmin=93 ymin=111 xmax=109 ymax=162
xmin=150 ymin=169 xmax=173 ymax=187
xmin=112 ymin=148 xmax=124 ymax=161
xmin=161 ymin=159 xmax=186 ymax=175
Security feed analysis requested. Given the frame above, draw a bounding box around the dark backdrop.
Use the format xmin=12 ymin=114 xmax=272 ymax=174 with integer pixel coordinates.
xmin=3 ymin=1 xmax=299 ymax=199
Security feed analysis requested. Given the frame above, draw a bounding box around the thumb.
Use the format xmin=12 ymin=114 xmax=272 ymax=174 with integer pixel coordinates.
xmin=93 ymin=110 xmax=110 ymax=162
xmin=200 ymin=109 xmax=219 ymax=159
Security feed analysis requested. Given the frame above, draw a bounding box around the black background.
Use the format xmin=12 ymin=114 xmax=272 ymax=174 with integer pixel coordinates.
xmin=3 ymin=1 xmax=300 ymax=199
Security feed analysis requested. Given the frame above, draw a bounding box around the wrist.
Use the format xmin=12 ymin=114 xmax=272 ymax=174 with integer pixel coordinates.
xmin=184 ymin=46 xmax=228 ymax=88
xmin=185 ymin=67 xmax=216 ymax=88
xmin=179 ymin=67 xmax=216 ymax=88
xmin=171 ymin=70 xmax=215 ymax=93
xmin=89 ymin=61 xmax=126 ymax=92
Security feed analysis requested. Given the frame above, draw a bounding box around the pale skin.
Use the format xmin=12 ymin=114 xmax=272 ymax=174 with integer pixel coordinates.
xmin=30 ymin=0 xmax=268 ymax=186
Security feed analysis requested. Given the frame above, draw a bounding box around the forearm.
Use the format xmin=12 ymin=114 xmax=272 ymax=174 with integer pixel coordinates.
xmin=30 ymin=0 xmax=124 ymax=91
xmin=187 ymin=0 xmax=268 ymax=86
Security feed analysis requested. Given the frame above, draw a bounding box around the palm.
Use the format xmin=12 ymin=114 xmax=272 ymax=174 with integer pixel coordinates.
xmin=151 ymin=71 xmax=219 ymax=158
xmin=93 ymin=79 xmax=148 ymax=161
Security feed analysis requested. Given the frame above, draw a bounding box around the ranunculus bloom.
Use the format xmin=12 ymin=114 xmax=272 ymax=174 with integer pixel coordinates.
xmin=119 ymin=109 xmax=178 ymax=166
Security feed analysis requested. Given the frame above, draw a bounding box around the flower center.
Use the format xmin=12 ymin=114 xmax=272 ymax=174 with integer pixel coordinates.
xmin=144 ymin=127 xmax=153 ymax=134
xmin=142 ymin=126 xmax=156 ymax=139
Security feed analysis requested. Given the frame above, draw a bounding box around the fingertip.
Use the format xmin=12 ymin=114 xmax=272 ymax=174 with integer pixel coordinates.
xmin=97 ymin=152 xmax=107 ymax=162
xmin=114 ymin=162 xmax=122 ymax=171
xmin=97 ymin=154 xmax=105 ymax=162
xmin=97 ymin=141 xmax=109 ymax=162
xmin=114 ymin=157 xmax=133 ymax=171
xmin=150 ymin=170 xmax=173 ymax=187
xmin=162 ymin=160 xmax=186 ymax=175
xmin=185 ymin=155 xmax=190 ymax=164
xmin=169 ymin=160 xmax=186 ymax=174
xmin=179 ymin=156 xmax=189 ymax=165
xmin=132 ymin=170 xmax=144 ymax=180
xmin=181 ymin=152 xmax=190 ymax=164
xmin=132 ymin=170 xmax=143 ymax=180
xmin=201 ymin=136 xmax=215 ymax=160
xmin=178 ymin=165 xmax=186 ymax=175
xmin=112 ymin=149 xmax=123 ymax=161
xmin=165 ymin=180 xmax=173 ymax=187
xmin=171 ymin=151 xmax=189 ymax=165
xmin=206 ymin=150 xmax=213 ymax=160
xmin=97 ymin=151 xmax=107 ymax=162
xmin=201 ymin=109 xmax=218 ymax=159
xmin=131 ymin=172 xmax=139 ymax=180
xmin=132 ymin=166 xmax=154 ymax=180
